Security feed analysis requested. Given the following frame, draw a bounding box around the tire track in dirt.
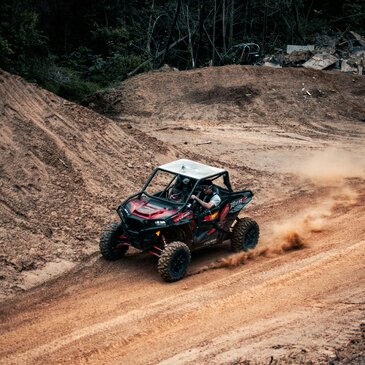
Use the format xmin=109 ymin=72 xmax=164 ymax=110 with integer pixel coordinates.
xmin=159 ymin=304 xmax=364 ymax=365
xmin=2 ymin=237 xmax=363 ymax=365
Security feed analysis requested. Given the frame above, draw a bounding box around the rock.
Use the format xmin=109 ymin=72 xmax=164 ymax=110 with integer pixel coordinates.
xmin=21 ymin=260 xmax=37 ymax=271
xmin=44 ymin=227 xmax=53 ymax=238
xmin=263 ymin=61 xmax=282 ymax=68
xmin=303 ymin=53 xmax=338 ymax=70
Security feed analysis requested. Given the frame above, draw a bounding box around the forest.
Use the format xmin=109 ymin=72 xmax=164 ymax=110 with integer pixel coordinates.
xmin=0 ymin=0 xmax=364 ymax=102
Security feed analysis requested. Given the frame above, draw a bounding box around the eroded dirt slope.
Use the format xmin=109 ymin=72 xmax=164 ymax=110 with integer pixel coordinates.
xmin=0 ymin=70 xmax=177 ymax=299
xmin=1 ymin=66 xmax=365 ymax=364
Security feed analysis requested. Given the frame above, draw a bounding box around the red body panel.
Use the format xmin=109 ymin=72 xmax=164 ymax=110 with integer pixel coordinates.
xmin=127 ymin=198 xmax=179 ymax=219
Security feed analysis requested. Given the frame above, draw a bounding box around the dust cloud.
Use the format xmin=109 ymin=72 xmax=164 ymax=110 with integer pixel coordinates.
xmin=191 ymin=230 xmax=307 ymax=275
xmin=292 ymin=147 xmax=365 ymax=184
xmin=195 ymin=233 xmax=306 ymax=274
xmin=192 ymin=148 xmax=364 ymax=274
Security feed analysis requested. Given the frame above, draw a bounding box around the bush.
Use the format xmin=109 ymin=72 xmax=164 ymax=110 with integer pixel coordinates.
xmin=28 ymin=59 xmax=100 ymax=102
xmin=57 ymin=79 xmax=100 ymax=102
xmin=86 ymin=53 xmax=151 ymax=86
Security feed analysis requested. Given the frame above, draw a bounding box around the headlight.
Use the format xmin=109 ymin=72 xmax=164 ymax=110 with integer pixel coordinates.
xmin=154 ymin=220 xmax=166 ymax=226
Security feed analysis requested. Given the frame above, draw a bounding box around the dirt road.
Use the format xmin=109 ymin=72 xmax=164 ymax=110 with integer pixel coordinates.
xmin=1 ymin=65 xmax=365 ymax=364
xmin=1 ymin=184 xmax=364 ymax=364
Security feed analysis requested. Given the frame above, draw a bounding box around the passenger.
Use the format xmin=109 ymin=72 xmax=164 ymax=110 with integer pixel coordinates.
xmin=191 ymin=180 xmax=221 ymax=210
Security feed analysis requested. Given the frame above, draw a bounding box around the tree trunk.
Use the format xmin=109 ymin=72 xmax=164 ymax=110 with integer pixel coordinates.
xmin=146 ymin=0 xmax=155 ymax=54
xmin=196 ymin=0 xmax=205 ymax=67
xmin=212 ymin=0 xmax=217 ymax=65
xmin=160 ymin=0 xmax=182 ymax=67
xmin=204 ymin=25 xmax=222 ymax=63
xmin=261 ymin=0 xmax=268 ymax=55
xmin=186 ymin=4 xmax=195 ymax=68
xmin=229 ymin=0 xmax=234 ymax=50
xmin=103 ymin=0 xmax=109 ymax=28
xmin=292 ymin=1 xmax=305 ymax=42
xmin=222 ymin=0 xmax=227 ymax=54
xmin=129 ymin=35 xmax=188 ymax=77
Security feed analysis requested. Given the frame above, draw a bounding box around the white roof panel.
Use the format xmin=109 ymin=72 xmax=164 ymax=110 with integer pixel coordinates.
xmin=159 ymin=159 xmax=226 ymax=179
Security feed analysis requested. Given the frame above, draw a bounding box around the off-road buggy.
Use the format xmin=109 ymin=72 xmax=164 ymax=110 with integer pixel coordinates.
xmin=100 ymin=159 xmax=259 ymax=282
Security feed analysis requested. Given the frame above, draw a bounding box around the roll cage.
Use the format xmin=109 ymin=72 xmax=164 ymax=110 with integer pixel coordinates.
xmin=141 ymin=168 xmax=232 ymax=205
xmin=116 ymin=159 xmax=247 ymax=221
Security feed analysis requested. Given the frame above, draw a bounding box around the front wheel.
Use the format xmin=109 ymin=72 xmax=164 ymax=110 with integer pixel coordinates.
xmin=158 ymin=242 xmax=191 ymax=282
xmin=231 ymin=217 xmax=260 ymax=252
xmin=99 ymin=222 xmax=129 ymax=260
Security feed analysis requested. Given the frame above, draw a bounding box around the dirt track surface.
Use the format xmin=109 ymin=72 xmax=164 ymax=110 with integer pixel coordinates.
xmin=1 ymin=65 xmax=365 ymax=364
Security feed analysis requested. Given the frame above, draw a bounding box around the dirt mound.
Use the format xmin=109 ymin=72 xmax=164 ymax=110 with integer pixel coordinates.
xmin=86 ymin=65 xmax=365 ymax=129
xmin=0 ymin=69 xmax=177 ymax=299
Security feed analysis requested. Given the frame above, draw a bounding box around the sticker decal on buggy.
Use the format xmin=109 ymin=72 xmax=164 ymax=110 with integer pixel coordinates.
xmin=229 ymin=197 xmax=249 ymax=213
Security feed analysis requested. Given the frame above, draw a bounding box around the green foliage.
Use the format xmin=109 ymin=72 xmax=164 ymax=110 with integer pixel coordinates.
xmin=61 ymin=45 xmax=151 ymax=88
xmin=57 ymin=79 xmax=100 ymax=102
xmin=89 ymin=53 xmax=151 ymax=85
xmin=0 ymin=0 xmax=363 ymax=104
xmin=29 ymin=59 xmax=100 ymax=102
xmin=63 ymin=47 xmax=96 ymax=74
xmin=0 ymin=36 xmax=14 ymax=67
xmin=0 ymin=1 xmax=47 ymax=74
xmin=90 ymin=26 xmax=130 ymax=56
xmin=342 ymin=0 xmax=365 ymax=33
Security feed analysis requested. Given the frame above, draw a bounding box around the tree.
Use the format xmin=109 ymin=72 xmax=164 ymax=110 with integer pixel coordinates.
xmin=0 ymin=0 xmax=363 ymax=103
xmin=0 ymin=0 xmax=47 ymax=75
xmin=160 ymin=0 xmax=182 ymax=67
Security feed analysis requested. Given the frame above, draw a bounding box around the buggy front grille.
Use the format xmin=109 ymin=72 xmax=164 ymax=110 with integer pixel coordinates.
xmin=125 ymin=217 xmax=144 ymax=232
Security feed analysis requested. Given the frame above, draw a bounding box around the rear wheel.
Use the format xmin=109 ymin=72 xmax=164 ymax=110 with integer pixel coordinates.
xmin=231 ymin=217 xmax=259 ymax=252
xmin=99 ymin=222 xmax=129 ymax=260
xmin=158 ymin=241 xmax=191 ymax=282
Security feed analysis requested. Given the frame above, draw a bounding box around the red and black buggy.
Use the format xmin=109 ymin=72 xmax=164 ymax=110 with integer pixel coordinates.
xmin=100 ymin=159 xmax=259 ymax=282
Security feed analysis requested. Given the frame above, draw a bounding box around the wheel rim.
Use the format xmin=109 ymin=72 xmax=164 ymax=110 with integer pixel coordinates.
xmin=170 ymin=250 xmax=188 ymax=277
xmin=110 ymin=232 xmax=128 ymax=254
xmin=244 ymin=227 xmax=258 ymax=249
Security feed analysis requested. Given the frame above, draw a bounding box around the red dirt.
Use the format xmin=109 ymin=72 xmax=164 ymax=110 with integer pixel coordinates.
xmin=0 ymin=65 xmax=365 ymax=364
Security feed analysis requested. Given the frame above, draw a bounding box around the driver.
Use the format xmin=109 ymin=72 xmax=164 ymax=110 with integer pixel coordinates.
xmin=170 ymin=177 xmax=191 ymax=203
xmin=169 ymin=188 xmax=183 ymax=203
xmin=191 ymin=180 xmax=221 ymax=210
